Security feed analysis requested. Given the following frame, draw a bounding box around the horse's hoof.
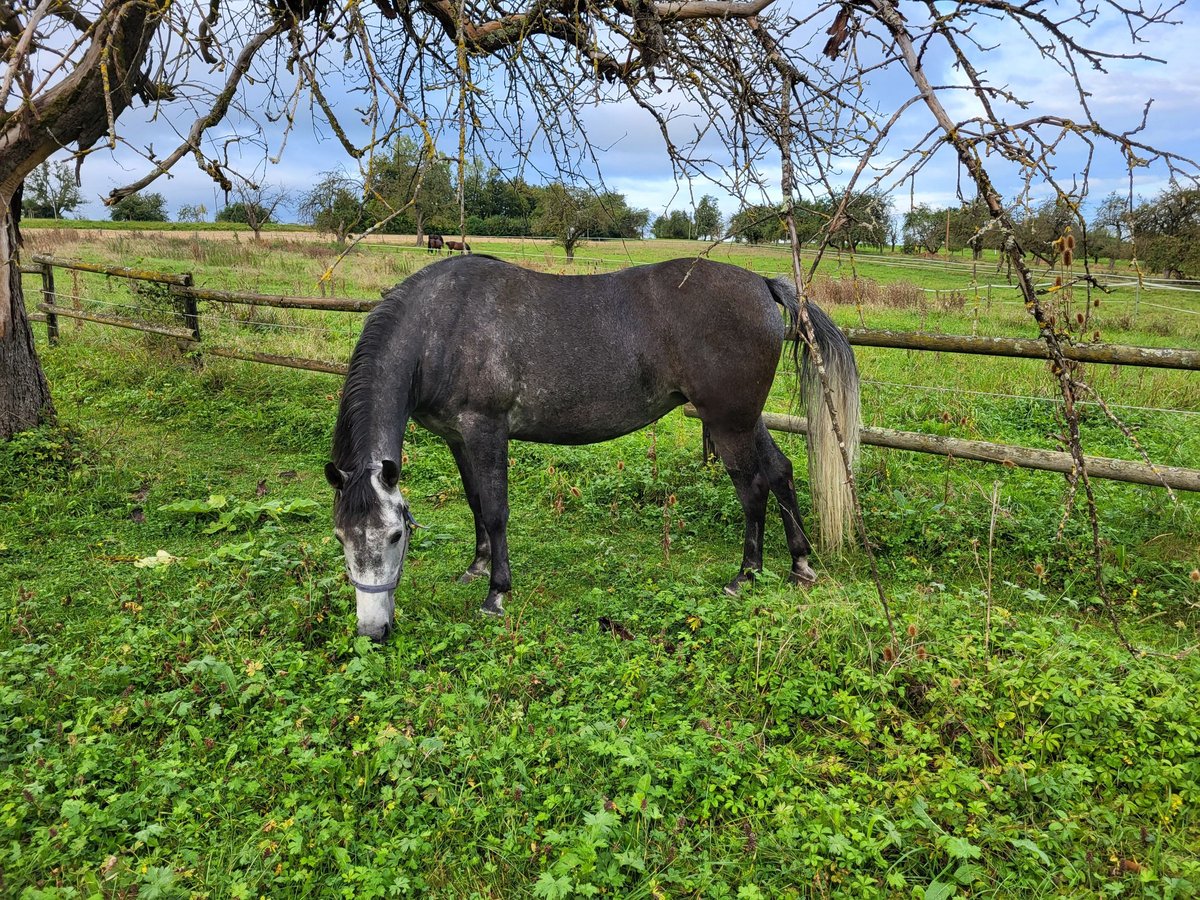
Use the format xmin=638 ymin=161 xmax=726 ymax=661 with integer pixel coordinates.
xmin=723 ymin=573 xmax=755 ymax=597
xmin=458 ymin=566 xmax=488 ymax=584
xmin=480 ymin=593 xmax=506 ymax=617
xmin=788 ymin=559 xmax=818 ymax=586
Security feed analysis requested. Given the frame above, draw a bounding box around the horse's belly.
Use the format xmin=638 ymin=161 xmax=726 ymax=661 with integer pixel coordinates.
xmin=508 ymin=390 xmax=683 ymax=445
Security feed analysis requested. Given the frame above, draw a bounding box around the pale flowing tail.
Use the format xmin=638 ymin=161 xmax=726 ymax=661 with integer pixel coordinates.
xmin=768 ymin=278 xmax=861 ymax=550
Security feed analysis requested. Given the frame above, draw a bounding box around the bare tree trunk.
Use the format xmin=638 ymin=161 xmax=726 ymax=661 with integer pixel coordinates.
xmin=0 ymin=204 xmax=54 ymax=438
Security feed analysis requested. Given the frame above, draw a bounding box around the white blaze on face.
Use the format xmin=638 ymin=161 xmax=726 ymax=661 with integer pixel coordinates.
xmin=336 ymin=472 xmax=413 ymax=640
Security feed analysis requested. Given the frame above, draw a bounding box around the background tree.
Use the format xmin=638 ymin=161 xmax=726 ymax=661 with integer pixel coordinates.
xmin=693 ymin=196 xmax=723 ymax=241
xmin=1091 ymin=192 xmax=1134 ymax=267
xmin=364 ymin=138 xmax=455 ymax=242
xmin=177 ymin=203 xmax=209 ymax=224
xmin=109 ymin=192 xmax=169 ymax=223
xmin=902 ymin=205 xmax=944 ymax=255
xmin=1013 ymin=199 xmax=1076 ymax=266
xmin=532 ymin=184 xmax=606 ymax=258
xmin=729 ymin=206 xmax=784 ymax=245
xmin=218 ymin=180 xmax=290 ymax=240
xmin=1132 ymin=186 xmax=1200 ymax=278
xmin=21 ymin=161 xmax=83 ymax=220
xmin=298 ymin=172 xmax=366 ymax=244
xmin=946 ymin=198 xmax=993 ymax=259
xmin=652 ymin=210 xmax=693 ymax=240
xmin=824 ymin=191 xmax=891 ymax=252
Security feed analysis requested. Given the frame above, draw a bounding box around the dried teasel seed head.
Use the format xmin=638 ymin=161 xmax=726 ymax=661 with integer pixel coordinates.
xmin=1063 ymin=249 xmax=1074 ymax=267
xmin=1054 ymin=275 xmax=1062 ymax=287
xmin=1093 ymin=331 xmax=1101 ymax=341
xmin=1076 ymin=312 xmax=1085 ymax=325
xmin=916 ymin=646 xmax=927 ymax=661
xmin=1065 ymin=234 xmax=1076 ymax=251
xmin=617 ymin=460 xmax=625 ymax=470
xmin=570 ymin=486 xmax=582 ymax=498
xmin=1190 ymin=569 xmax=1200 ymax=583
xmin=882 ymin=645 xmax=894 ymax=662
xmin=1033 ymin=562 xmax=1046 ymax=577
xmin=1094 ymin=298 xmax=1100 ymax=307
xmin=906 ymin=623 xmax=918 ymax=638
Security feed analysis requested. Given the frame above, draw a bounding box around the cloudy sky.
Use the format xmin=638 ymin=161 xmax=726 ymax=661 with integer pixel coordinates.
xmin=62 ymin=2 xmax=1200 ymax=226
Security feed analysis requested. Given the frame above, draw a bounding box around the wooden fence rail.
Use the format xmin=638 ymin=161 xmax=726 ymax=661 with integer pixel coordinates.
xmin=31 ymin=254 xmax=193 ymax=286
xmin=684 ymin=407 xmax=1200 ymax=493
xmin=836 ymin=328 xmax=1200 ymax=371
xmin=175 ymin=285 xmax=379 ymax=313
xmin=27 ymin=254 xmax=1200 ymax=492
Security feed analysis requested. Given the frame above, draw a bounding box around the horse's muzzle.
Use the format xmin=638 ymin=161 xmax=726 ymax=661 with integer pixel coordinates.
xmin=359 ymin=620 xmax=393 ymax=643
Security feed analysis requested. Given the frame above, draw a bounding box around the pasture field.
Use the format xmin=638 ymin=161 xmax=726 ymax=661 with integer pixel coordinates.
xmin=2 ymin=229 xmax=1200 ymax=898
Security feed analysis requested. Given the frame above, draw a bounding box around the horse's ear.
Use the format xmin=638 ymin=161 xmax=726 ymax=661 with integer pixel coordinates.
xmin=380 ymin=459 xmax=400 ymax=489
xmin=324 ymin=462 xmax=345 ymax=490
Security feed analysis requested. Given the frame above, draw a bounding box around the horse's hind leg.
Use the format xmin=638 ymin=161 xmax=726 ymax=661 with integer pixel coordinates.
xmin=706 ymin=425 xmax=770 ymax=596
xmin=448 ymin=440 xmax=491 ymax=583
xmin=754 ymin=420 xmax=817 ymax=585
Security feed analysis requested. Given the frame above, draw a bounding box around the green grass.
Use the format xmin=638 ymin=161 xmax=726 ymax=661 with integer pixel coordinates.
xmin=3 ymin=232 xmax=1200 ymax=897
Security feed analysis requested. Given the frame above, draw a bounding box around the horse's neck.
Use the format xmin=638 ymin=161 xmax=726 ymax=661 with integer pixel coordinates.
xmin=341 ymin=340 xmax=418 ymax=469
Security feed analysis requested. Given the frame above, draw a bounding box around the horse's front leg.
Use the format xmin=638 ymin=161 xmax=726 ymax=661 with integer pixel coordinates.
xmin=447 ymin=439 xmax=491 ymax=583
xmin=459 ymin=421 xmax=511 ymax=616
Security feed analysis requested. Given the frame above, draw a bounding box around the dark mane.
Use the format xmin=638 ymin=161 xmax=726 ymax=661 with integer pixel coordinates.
xmin=331 ymin=264 xmax=445 ymax=473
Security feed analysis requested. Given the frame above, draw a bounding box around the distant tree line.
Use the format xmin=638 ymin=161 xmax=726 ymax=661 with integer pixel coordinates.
xmin=20 ymin=151 xmax=1199 ymax=276
xmin=292 ymin=138 xmax=653 ymax=256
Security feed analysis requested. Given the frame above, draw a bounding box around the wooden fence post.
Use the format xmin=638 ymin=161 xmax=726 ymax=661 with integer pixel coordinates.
xmin=40 ymin=260 xmax=57 ymax=345
xmin=179 ymin=274 xmax=201 ymax=363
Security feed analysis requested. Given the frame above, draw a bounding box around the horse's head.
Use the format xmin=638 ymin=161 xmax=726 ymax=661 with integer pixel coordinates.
xmin=324 ymin=459 xmax=416 ymax=642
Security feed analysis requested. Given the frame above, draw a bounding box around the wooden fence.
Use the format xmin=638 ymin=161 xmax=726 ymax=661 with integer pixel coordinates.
xmin=23 ymin=254 xmax=1200 ymax=492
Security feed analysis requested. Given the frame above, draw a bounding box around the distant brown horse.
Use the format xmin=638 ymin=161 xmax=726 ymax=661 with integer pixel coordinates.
xmin=427 ymin=234 xmax=444 ymax=253
xmin=444 ymin=239 xmax=471 ymax=253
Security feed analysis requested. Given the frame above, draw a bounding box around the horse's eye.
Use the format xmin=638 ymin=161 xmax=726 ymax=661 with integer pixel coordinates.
xmin=334 ymin=533 xmax=345 ymax=546
xmin=388 ymin=530 xmax=404 ymax=545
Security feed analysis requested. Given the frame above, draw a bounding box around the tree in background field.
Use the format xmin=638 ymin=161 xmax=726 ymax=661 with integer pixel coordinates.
xmin=109 ymin=192 xmax=168 ymax=223
xmin=532 ymin=184 xmax=607 ymax=258
xmin=177 ymin=203 xmax=208 ymax=224
xmin=298 ymin=172 xmax=366 ymax=244
xmin=364 ymin=137 xmax=454 ymax=242
xmin=693 ymin=196 xmax=722 ymax=241
xmin=902 ymin=204 xmax=943 ymax=254
xmin=1090 ymin=192 xmax=1133 ymax=266
xmin=21 ymin=161 xmax=83 ymax=220
xmin=729 ymin=206 xmax=784 ymax=245
xmin=652 ymin=210 xmax=693 ymax=240
xmin=1013 ymin=198 xmax=1076 ymax=265
xmin=824 ymin=191 xmax=891 ymax=252
xmin=217 ymin=180 xmax=289 ymax=240
xmin=1132 ymin=186 xmax=1200 ymax=278
xmin=946 ymin=198 xmax=993 ymax=259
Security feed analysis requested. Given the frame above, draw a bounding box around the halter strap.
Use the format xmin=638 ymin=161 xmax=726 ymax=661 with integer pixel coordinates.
xmin=347 ymin=572 xmax=400 ymax=594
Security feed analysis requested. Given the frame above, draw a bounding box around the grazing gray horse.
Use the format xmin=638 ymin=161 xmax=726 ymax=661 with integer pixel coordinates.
xmin=326 ymin=255 xmax=859 ymax=641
